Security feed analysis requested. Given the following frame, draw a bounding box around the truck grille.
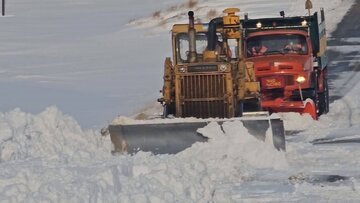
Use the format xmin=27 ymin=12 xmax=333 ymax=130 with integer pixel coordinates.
xmin=179 ymin=74 xmax=229 ymax=118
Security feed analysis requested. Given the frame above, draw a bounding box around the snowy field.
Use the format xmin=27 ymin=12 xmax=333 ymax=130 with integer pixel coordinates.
xmin=1 ymin=0 xmax=359 ymax=202
xmin=0 ymin=0 xmax=354 ymax=128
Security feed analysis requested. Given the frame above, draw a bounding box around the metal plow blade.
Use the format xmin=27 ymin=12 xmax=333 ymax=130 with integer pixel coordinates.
xmin=108 ymin=117 xmax=285 ymax=155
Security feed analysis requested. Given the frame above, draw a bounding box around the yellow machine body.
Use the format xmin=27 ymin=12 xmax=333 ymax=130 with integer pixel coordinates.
xmin=160 ymin=8 xmax=260 ymax=119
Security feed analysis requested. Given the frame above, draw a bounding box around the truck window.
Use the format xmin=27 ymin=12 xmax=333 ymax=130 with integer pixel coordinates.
xmin=227 ymin=38 xmax=238 ymax=59
xmin=176 ymin=33 xmax=208 ymax=63
xmin=246 ymin=34 xmax=308 ymax=57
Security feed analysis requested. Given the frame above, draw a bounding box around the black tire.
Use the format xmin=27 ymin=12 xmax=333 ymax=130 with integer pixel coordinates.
xmin=318 ymin=71 xmax=329 ymax=115
xmin=310 ymin=70 xmax=320 ymax=116
xmin=243 ymin=99 xmax=262 ymax=112
xmin=235 ymin=101 xmax=244 ymax=117
xmin=163 ymin=103 xmax=175 ymax=118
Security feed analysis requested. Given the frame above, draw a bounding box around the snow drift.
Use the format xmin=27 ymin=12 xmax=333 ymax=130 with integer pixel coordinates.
xmin=0 ymin=106 xmax=111 ymax=162
xmin=0 ymin=107 xmax=287 ymax=202
xmin=0 ymin=0 xmax=359 ymax=201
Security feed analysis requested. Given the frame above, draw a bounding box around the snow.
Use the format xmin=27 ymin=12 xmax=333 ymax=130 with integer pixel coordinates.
xmin=111 ymin=113 xmax=276 ymax=125
xmin=0 ymin=107 xmax=288 ymax=202
xmin=0 ymin=0 xmax=359 ymax=202
xmin=130 ymin=0 xmax=355 ymax=35
xmin=0 ymin=0 xmax=354 ymax=128
xmin=0 ymin=106 xmax=111 ymax=162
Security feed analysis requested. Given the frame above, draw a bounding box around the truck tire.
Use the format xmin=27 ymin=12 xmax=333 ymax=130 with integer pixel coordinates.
xmin=243 ymin=99 xmax=262 ymax=112
xmin=310 ymin=71 xmax=320 ymax=116
xmin=163 ymin=103 xmax=175 ymax=118
xmin=235 ymin=101 xmax=244 ymax=117
xmin=318 ymin=71 xmax=329 ymax=115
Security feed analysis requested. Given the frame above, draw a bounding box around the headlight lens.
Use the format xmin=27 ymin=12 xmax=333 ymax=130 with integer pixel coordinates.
xmin=256 ymin=22 xmax=262 ymax=28
xmin=219 ymin=64 xmax=227 ymax=72
xmin=296 ymin=76 xmax=306 ymax=84
xmin=301 ymin=20 xmax=307 ymax=26
xmin=178 ymin=67 xmax=186 ymax=73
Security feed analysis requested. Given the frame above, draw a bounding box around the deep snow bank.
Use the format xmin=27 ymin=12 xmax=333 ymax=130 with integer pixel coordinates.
xmin=0 ymin=107 xmax=287 ymax=202
xmin=0 ymin=106 xmax=111 ymax=162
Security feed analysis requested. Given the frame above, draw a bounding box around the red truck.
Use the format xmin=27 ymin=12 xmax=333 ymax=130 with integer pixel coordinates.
xmin=242 ymin=9 xmax=329 ymax=119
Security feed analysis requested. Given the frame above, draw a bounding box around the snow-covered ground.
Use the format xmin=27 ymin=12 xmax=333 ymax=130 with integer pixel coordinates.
xmin=1 ymin=0 xmax=359 ymax=202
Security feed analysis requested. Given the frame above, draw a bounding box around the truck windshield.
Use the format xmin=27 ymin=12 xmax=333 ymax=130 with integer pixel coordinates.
xmin=246 ymin=34 xmax=308 ymax=57
xmin=176 ymin=33 xmax=208 ymax=63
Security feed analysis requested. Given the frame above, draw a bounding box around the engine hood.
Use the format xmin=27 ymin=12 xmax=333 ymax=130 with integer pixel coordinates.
xmin=247 ymin=55 xmax=312 ymax=72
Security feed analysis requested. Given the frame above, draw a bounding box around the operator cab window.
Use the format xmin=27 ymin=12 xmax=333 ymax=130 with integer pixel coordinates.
xmin=246 ymin=34 xmax=308 ymax=57
xmin=176 ymin=33 xmax=224 ymax=63
xmin=176 ymin=33 xmax=208 ymax=63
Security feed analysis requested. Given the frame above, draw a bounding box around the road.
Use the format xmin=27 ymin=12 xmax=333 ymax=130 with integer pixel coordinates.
xmin=225 ymin=1 xmax=360 ymax=201
xmin=328 ymin=0 xmax=360 ymax=103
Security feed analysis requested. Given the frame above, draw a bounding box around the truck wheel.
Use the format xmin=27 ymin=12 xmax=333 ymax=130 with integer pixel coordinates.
xmin=311 ymin=71 xmax=320 ymax=116
xmin=163 ymin=103 xmax=175 ymax=118
xmin=318 ymin=73 xmax=329 ymax=115
xmin=243 ymin=99 xmax=262 ymax=112
xmin=235 ymin=101 xmax=244 ymax=117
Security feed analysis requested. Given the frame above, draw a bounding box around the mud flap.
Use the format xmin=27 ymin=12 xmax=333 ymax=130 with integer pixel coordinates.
xmin=108 ymin=117 xmax=285 ymax=155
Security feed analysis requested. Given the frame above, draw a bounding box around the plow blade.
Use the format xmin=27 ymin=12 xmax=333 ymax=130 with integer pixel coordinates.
xmin=108 ymin=117 xmax=285 ymax=155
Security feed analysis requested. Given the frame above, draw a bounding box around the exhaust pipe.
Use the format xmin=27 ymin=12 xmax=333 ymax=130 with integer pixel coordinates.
xmin=188 ymin=11 xmax=197 ymax=63
xmin=207 ymin=17 xmax=223 ymax=51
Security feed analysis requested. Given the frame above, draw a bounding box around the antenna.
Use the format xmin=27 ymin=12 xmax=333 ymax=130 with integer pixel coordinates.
xmin=305 ymin=0 xmax=313 ymax=16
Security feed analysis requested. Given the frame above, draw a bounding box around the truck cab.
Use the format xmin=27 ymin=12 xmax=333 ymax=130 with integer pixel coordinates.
xmin=242 ymin=9 xmax=329 ymax=119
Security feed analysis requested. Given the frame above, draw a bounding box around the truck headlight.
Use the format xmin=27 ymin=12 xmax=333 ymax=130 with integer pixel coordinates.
xmin=296 ymin=76 xmax=306 ymax=84
xmin=256 ymin=22 xmax=262 ymax=28
xmin=219 ymin=64 xmax=227 ymax=72
xmin=301 ymin=20 xmax=307 ymax=26
xmin=178 ymin=67 xmax=186 ymax=73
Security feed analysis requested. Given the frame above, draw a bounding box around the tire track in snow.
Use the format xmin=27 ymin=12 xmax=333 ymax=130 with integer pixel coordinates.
xmin=326 ymin=0 xmax=360 ymax=126
xmin=329 ymin=55 xmax=360 ymax=126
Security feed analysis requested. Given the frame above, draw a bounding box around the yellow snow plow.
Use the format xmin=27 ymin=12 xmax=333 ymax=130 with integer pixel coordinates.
xmin=108 ymin=8 xmax=285 ymax=154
